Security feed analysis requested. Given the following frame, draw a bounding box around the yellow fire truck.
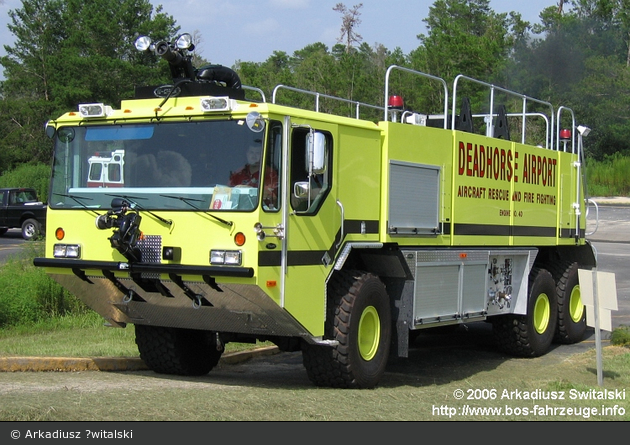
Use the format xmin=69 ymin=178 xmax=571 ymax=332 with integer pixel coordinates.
xmin=35 ymin=33 xmax=598 ymax=388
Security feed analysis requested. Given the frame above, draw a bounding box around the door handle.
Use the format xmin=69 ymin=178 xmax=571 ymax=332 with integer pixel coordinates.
xmin=336 ymin=200 xmax=344 ymax=249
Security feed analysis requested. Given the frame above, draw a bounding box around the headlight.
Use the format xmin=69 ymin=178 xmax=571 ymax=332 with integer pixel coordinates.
xmin=210 ymin=250 xmax=242 ymax=266
xmin=53 ymin=244 xmax=81 ymax=258
xmin=224 ymin=251 xmax=242 ymax=265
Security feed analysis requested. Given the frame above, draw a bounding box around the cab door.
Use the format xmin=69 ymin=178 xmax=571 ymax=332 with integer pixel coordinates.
xmin=281 ymin=121 xmax=339 ymax=337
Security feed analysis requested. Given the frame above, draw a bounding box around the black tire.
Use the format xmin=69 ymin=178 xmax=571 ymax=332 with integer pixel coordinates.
xmin=0 ymin=228 xmax=8 ymax=236
xmin=135 ymin=325 xmax=223 ymax=376
xmin=552 ymin=262 xmax=586 ymax=344
xmin=492 ymin=268 xmax=558 ymax=357
xmin=301 ymin=270 xmax=391 ymax=389
xmin=21 ymin=218 xmax=41 ymax=240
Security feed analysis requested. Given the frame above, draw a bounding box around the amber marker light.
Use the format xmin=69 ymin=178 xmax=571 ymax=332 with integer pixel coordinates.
xmin=55 ymin=227 xmax=65 ymax=240
xmin=234 ymin=232 xmax=246 ymax=246
xmin=266 ymin=280 xmax=277 ymax=288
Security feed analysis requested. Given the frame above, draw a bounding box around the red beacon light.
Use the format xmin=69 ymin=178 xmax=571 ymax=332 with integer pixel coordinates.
xmin=388 ymin=95 xmax=404 ymax=122
xmin=559 ymin=129 xmax=572 ymax=141
xmin=388 ymin=95 xmax=404 ymax=110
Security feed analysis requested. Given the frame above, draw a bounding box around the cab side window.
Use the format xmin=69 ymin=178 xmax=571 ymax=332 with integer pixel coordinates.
xmin=290 ymin=128 xmax=332 ymax=214
xmin=262 ymin=122 xmax=282 ymax=212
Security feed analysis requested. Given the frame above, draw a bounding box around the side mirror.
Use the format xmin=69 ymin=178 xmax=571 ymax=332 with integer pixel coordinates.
xmin=293 ymin=181 xmax=310 ymax=199
xmin=308 ymin=131 xmax=326 ymax=175
xmin=246 ymin=111 xmax=265 ymax=133
xmin=45 ymin=123 xmax=56 ymax=139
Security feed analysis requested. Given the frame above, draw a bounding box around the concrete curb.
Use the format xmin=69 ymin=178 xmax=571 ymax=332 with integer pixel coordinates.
xmin=590 ymin=197 xmax=630 ymax=206
xmin=0 ymin=346 xmax=280 ymax=372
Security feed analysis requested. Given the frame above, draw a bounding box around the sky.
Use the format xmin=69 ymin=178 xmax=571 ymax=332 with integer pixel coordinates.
xmin=0 ymin=0 xmax=558 ymax=74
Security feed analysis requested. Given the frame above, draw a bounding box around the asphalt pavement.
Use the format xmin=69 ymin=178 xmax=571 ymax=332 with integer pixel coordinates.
xmin=0 ymin=196 xmax=627 ymax=372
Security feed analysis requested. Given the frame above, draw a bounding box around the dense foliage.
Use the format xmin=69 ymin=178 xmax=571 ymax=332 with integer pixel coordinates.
xmin=1 ymin=0 xmax=629 ymax=178
xmin=0 ymin=163 xmax=51 ymax=203
xmin=0 ymin=243 xmax=86 ymax=328
xmin=0 ymin=0 xmax=178 ymax=173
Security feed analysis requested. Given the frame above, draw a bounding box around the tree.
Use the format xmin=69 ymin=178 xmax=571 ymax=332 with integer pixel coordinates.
xmin=0 ymin=0 xmax=178 ymax=173
xmin=235 ymin=50 xmax=294 ymax=102
xmin=413 ymin=0 xmax=524 ymax=83
xmin=509 ymin=0 xmax=630 ymax=158
xmin=333 ymin=3 xmax=364 ymax=53
xmin=409 ymin=0 xmax=527 ymax=116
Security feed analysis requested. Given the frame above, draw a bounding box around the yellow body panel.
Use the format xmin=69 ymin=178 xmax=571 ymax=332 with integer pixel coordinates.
xmin=40 ymin=80 xmax=589 ymax=342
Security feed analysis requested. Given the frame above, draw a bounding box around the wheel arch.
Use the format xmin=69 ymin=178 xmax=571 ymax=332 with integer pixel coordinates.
xmin=536 ymin=242 xmax=597 ymax=271
xmin=328 ymin=242 xmax=413 ymax=358
xmin=328 ymin=242 xmax=412 ymax=308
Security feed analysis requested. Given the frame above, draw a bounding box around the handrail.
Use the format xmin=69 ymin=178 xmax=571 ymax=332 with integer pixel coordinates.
xmin=384 ymin=65 xmax=449 ymax=127
xmin=272 ymin=85 xmax=382 ymax=119
xmin=452 ymin=75 xmax=555 ymax=149
xmin=469 ymin=112 xmax=550 ymax=147
xmin=242 ymin=85 xmax=266 ymax=103
xmin=585 ymin=198 xmax=599 ymax=237
xmin=556 ymin=106 xmax=576 ymax=153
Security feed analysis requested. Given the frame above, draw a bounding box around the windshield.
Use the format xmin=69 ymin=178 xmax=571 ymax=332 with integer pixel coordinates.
xmin=49 ymin=120 xmax=280 ymax=212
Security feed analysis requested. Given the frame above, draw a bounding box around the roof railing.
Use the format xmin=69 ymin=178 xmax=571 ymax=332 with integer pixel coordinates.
xmin=452 ymin=74 xmax=556 ymax=149
xmin=272 ymin=85 xmax=382 ymax=119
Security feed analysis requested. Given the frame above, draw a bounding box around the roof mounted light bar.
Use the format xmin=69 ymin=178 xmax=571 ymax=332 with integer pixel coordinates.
xmin=200 ymin=96 xmax=231 ymax=112
xmin=78 ymin=103 xmax=113 ymax=118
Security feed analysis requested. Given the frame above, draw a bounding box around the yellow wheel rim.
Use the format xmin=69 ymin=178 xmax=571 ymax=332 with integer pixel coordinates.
xmin=358 ymin=305 xmax=380 ymax=361
xmin=569 ymin=285 xmax=584 ymax=323
xmin=533 ymin=293 xmax=551 ymax=334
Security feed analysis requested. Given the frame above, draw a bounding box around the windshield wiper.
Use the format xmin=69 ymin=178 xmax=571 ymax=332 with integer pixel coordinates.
xmin=105 ymin=194 xmax=173 ymax=226
xmin=160 ymin=194 xmax=233 ymax=227
xmin=54 ymin=193 xmax=101 ymax=217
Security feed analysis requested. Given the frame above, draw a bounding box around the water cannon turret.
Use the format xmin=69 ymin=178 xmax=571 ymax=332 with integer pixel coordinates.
xmin=133 ymin=33 xmax=244 ymax=100
xmin=95 ymin=198 xmax=142 ymax=262
xmin=136 ymin=33 xmax=196 ymax=81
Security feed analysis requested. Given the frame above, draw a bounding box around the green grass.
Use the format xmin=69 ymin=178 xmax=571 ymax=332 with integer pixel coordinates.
xmin=0 ymin=242 xmax=86 ymax=328
xmin=586 ymin=153 xmax=630 ymax=197
xmin=0 ymin=312 xmax=140 ymax=357
xmin=0 ymin=311 xmax=269 ymax=357
xmin=0 ymin=243 xmax=267 ymax=357
xmin=0 ymin=335 xmax=628 ymax=421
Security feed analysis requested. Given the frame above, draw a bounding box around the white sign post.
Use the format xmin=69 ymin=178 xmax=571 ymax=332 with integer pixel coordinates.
xmin=578 ymin=269 xmax=618 ymax=386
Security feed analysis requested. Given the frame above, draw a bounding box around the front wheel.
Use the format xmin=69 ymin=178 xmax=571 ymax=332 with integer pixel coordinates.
xmin=492 ymin=268 xmax=558 ymax=357
xmin=21 ymin=218 xmax=41 ymax=240
xmin=135 ymin=325 xmax=223 ymax=376
xmin=301 ymin=270 xmax=391 ymax=389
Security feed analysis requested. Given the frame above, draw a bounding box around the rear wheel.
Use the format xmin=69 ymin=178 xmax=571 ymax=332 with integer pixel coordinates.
xmin=301 ymin=270 xmax=391 ymax=389
xmin=553 ymin=262 xmax=586 ymax=344
xmin=135 ymin=325 xmax=223 ymax=376
xmin=492 ymin=268 xmax=558 ymax=357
